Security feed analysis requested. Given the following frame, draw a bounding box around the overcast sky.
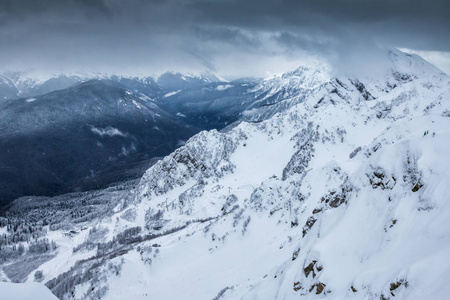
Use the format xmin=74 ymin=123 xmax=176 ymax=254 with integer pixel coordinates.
xmin=1 ymin=0 xmax=449 ymax=78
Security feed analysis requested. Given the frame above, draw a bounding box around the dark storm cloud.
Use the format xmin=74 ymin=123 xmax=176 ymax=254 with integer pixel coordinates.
xmin=0 ymin=0 xmax=449 ymax=77
xmin=274 ymin=32 xmax=331 ymax=54
xmin=195 ymin=27 xmax=261 ymax=48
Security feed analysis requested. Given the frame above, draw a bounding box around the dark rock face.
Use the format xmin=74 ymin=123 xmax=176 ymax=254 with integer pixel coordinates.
xmin=321 ymin=183 xmax=353 ymax=208
xmin=303 ymin=260 xmax=317 ymax=278
xmin=309 ymin=282 xmax=326 ymax=294
xmin=302 ymin=216 xmax=317 ymax=238
xmin=367 ymin=168 xmax=397 ymax=190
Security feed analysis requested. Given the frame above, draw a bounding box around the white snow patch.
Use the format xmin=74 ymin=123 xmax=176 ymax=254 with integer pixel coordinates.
xmin=164 ymin=90 xmax=181 ymax=98
xmin=132 ymin=100 xmax=142 ymax=109
xmin=139 ymin=95 xmax=155 ymax=102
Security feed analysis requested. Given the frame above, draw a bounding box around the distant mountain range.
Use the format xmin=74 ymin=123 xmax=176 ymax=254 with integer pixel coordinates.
xmin=0 ymin=69 xmax=325 ymax=204
xmin=0 ymin=70 xmax=227 ymax=101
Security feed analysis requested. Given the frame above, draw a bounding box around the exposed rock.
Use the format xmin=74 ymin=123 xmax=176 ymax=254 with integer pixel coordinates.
xmin=293 ymin=281 xmax=302 ymax=291
xmin=309 ymin=282 xmax=326 ymax=294
xmin=302 ymin=216 xmax=317 ymax=238
xmin=368 ymin=168 xmax=397 ymax=190
xmin=292 ymin=248 xmax=300 ymax=261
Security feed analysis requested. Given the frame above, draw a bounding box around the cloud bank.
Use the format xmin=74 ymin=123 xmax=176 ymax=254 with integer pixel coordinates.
xmin=1 ymin=0 xmax=449 ymax=77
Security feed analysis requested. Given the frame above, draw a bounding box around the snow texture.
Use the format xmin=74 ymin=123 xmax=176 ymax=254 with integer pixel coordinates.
xmin=0 ymin=282 xmax=57 ymax=300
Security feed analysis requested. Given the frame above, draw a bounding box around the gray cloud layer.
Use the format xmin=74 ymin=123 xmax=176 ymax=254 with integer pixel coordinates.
xmin=1 ymin=0 xmax=449 ymax=77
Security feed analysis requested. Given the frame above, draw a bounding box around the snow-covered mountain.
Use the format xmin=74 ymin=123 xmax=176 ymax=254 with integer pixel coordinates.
xmin=241 ymin=63 xmax=331 ymax=122
xmin=0 ymin=70 xmax=225 ymax=101
xmin=156 ymin=71 xmax=225 ymax=91
xmin=0 ymin=71 xmax=87 ymax=100
xmin=1 ymin=49 xmax=450 ymax=300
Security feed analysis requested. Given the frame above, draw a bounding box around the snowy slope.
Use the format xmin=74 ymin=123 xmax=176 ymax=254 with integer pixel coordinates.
xmin=1 ymin=49 xmax=449 ymax=300
xmin=0 ymin=282 xmax=57 ymax=300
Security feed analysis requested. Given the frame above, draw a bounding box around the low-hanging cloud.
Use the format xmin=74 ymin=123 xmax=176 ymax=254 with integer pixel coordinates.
xmin=0 ymin=0 xmax=449 ymax=77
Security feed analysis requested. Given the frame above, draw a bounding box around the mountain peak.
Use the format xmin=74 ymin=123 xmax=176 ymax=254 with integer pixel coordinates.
xmin=156 ymin=71 xmax=225 ymax=90
xmin=388 ymin=48 xmax=448 ymax=78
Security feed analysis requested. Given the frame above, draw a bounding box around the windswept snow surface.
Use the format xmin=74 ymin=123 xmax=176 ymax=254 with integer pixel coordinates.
xmin=0 ymin=282 xmax=57 ymax=300
xmin=2 ymin=50 xmax=450 ymax=300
